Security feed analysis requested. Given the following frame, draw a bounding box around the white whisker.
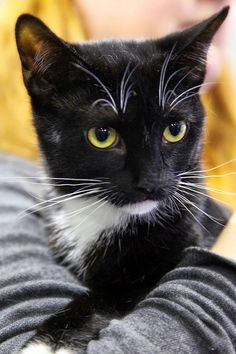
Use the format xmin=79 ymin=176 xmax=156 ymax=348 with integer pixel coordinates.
xmin=69 ymin=198 xmax=109 ymax=237
xmin=159 ymin=43 xmax=176 ymax=109
xmin=120 ymin=63 xmax=138 ymax=113
xmin=0 ymin=176 xmax=108 ymax=182
xmin=179 ymin=181 xmax=236 ymax=196
xmin=170 ymin=81 xmax=216 ymax=108
xmin=178 ymin=158 xmax=236 ymax=176
xmin=16 ymin=187 xmax=104 ymax=221
xmin=178 ymin=184 xmax=230 ymax=208
xmin=173 ymin=192 xmax=209 ymax=233
xmin=170 ymin=92 xmax=199 ymax=110
xmin=162 ymin=67 xmax=184 ymax=108
xmin=73 ymin=62 xmax=118 ymax=114
xmin=180 ymin=171 xmax=236 ymax=179
xmin=176 ymin=191 xmax=223 ymax=226
xmin=165 ymin=68 xmax=193 ymax=105
xmin=61 ymin=188 xmax=114 ymax=220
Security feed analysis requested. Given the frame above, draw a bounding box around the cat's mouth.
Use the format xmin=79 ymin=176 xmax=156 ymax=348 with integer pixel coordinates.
xmin=122 ymin=200 xmax=158 ymax=216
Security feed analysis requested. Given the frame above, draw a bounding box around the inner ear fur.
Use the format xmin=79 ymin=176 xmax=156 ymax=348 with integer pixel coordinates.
xmin=15 ymin=14 xmax=69 ymax=85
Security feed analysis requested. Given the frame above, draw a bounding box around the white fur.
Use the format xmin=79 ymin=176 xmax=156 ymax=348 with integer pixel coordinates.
xmin=20 ymin=342 xmax=74 ymax=354
xmin=20 ymin=342 xmax=53 ymax=354
xmin=123 ymin=200 xmax=158 ymax=215
xmin=56 ymin=349 xmax=74 ymax=354
xmin=50 ymin=195 xmax=157 ymax=277
xmin=51 ymin=197 xmax=128 ymax=275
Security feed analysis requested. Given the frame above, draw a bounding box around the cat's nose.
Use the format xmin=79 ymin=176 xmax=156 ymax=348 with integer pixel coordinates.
xmin=136 ymin=180 xmax=156 ymax=195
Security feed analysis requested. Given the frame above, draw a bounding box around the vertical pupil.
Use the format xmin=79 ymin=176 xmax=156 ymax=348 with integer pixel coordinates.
xmin=95 ymin=128 xmax=109 ymax=142
xmin=169 ymin=122 xmax=181 ymax=136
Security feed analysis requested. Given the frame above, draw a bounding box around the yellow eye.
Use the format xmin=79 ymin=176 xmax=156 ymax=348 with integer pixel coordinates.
xmin=87 ymin=127 xmax=118 ymax=149
xmin=163 ymin=121 xmax=187 ymax=143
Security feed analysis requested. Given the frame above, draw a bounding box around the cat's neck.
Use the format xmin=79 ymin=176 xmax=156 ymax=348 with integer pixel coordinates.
xmin=50 ymin=196 xmax=158 ymax=277
xmin=49 ymin=192 xmax=226 ymax=291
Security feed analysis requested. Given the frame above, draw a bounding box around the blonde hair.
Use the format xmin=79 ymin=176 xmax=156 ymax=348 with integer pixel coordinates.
xmin=0 ymin=0 xmax=86 ymax=159
xmin=0 ymin=0 xmax=236 ymax=209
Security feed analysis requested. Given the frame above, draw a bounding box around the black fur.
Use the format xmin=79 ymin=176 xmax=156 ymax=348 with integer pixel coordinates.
xmin=15 ymin=7 xmax=230 ymax=353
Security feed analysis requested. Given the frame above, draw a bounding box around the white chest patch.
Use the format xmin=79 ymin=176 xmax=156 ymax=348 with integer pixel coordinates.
xmin=50 ymin=195 xmax=158 ymax=277
xmin=20 ymin=342 xmax=73 ymax=354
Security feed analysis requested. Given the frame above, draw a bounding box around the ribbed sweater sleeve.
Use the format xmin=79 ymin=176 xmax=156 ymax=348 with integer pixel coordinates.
xmin=0 ymin=154 xmax=85 ymax=354
xmin=88 ymin=248 xmax=236 ymax=354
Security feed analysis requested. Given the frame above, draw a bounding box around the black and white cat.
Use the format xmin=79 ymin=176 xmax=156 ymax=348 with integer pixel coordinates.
xmin=16 ymin=7 xmax=230 ymax=354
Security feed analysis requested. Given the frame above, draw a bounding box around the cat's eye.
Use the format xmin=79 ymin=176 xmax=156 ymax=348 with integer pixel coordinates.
xmin=87 ymin=127 xmax=118 ymax=149
xmin=163 ymin=121 xmax=187 ymax=143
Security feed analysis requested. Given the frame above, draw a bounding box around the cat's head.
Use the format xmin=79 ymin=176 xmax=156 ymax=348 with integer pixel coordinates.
xmin=15 ymin=8 xmax=228 ymax=218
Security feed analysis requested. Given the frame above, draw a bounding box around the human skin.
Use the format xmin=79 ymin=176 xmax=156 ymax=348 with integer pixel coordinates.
xmin=76 ymin=0 xmax=232 ymax=88
xmin=211 ymin=212 xmax=236 ymax=259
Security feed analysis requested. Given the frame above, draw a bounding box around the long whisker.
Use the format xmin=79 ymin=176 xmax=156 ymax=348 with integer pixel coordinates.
xmin=180 ymin=171 xmax=236 ymax=180
xmin=162 ymin=67 xmax=184 ymax=108
xmin=123 ymin=83 xmax=135 ymax=113
xmin=120 ymin=64 xmax=138 ymax=113
xmin=178 ymin=183 xmax=230 ymax=208
xmin=91 ymin=98 xmax=117 ymax=112
xmin=159 ymin=43 xmax=176 ymax=109
xmin=170 ymin=92 xmax=199 ymax=111
xmin=176 ymin=191 xmax=223 ymax=226
xmin=16 ymin=187 xmax=104 ymax=221
xmin=179 ymin=181 xmax=236 ymax=196
xmin=120 ymin=62 xmax=131 ymax=111
xmin=165 ymin=68 xmax=194 ymax=105
xmin=0 ymin=176 xmax=108 ymax=182
xmin=61 ymin=187 xmax=115 ymax=219
xmin=0 ymin=180 xmax=110 ymax=188
xmin=173 ymin=192 xmax=209 ymax=233
xmin=73 ymin=63 xmax=118 ymax=114
xmin=178 ymin=158 xmax=236 ymax=176
xmin=69 ymin=198 xmax=109 ymax=236
xmin=170 ymin=82 xmax=217 ymax=108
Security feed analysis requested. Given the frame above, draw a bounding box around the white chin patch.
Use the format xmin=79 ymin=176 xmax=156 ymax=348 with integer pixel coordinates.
xmin=122 ymin=200 xmax=158 ymax=215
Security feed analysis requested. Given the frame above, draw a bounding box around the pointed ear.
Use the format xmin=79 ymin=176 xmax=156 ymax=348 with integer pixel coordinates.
xmin=15 ymin=14 xmax=71 ymax=94
xmin=160 ymin=6 xmax=229 ymax=88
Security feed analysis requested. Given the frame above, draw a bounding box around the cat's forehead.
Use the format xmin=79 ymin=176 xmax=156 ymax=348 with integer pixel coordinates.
xmin=74 ymin=39 xmax=163 ymax=72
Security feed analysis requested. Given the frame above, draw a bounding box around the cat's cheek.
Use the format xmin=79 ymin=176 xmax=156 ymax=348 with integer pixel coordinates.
xmin=20 ymin=342 xmax=75 ymax=354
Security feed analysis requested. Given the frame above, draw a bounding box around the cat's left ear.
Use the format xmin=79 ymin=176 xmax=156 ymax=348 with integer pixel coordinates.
xmin=160 ymin=6 xmax=229 ymax=86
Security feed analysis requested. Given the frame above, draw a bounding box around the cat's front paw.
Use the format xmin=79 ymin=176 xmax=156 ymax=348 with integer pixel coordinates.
xmin=20 ymin=342 xmax=78 ymax=354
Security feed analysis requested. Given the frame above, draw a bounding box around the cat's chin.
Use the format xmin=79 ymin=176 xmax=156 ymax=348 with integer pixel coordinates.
xmin=122 ymin=200 xmax=158 ymax=216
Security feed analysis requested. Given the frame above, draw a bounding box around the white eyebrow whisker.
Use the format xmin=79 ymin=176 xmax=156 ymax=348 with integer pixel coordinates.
xmin=159 ymin=43 xmax=176 ymax=110
xmin=120 ymin=62 xmax=138 ymax=113
xmin=169 ymin=81 xmax=217 ymax=109
xmin=120 ymin=62 xmax=131 ymax=111
xmin=162 ymin=67 xmax=184 ymax=109
xmin=165 ymin=68 xmax=194 ymax=106
xmin=73 ymin=62 xmax=118 ymax=114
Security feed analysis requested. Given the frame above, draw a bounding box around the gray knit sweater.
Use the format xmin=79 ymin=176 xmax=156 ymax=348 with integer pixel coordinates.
xmin=0 ymin=153 xmax=236 ymax=354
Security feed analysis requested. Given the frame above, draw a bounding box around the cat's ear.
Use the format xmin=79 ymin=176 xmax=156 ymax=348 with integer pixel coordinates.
xmin=160 ymin=6 xmax=229 ymax=86
xmin=15 ymin=14 xmax=72 ymax=94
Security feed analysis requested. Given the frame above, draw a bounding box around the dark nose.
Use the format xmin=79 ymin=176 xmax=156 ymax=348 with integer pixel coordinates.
xmin=136 ymin=180 xmax=157 ymax=195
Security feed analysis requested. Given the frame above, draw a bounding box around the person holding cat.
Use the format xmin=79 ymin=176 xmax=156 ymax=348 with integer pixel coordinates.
xmin=0 ymin=1 xmax=236 ymax=353
xmin=0 ymin=0 xmax=236 ymax=207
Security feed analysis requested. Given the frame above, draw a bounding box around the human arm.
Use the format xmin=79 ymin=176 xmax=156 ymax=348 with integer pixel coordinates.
xmin=1 ymin=153 xmax=236 ymax=354
xmin=87 ymin=247 xmax=236 ymax=354
xmin=0 ymin=153 xmax=86 ymax=354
